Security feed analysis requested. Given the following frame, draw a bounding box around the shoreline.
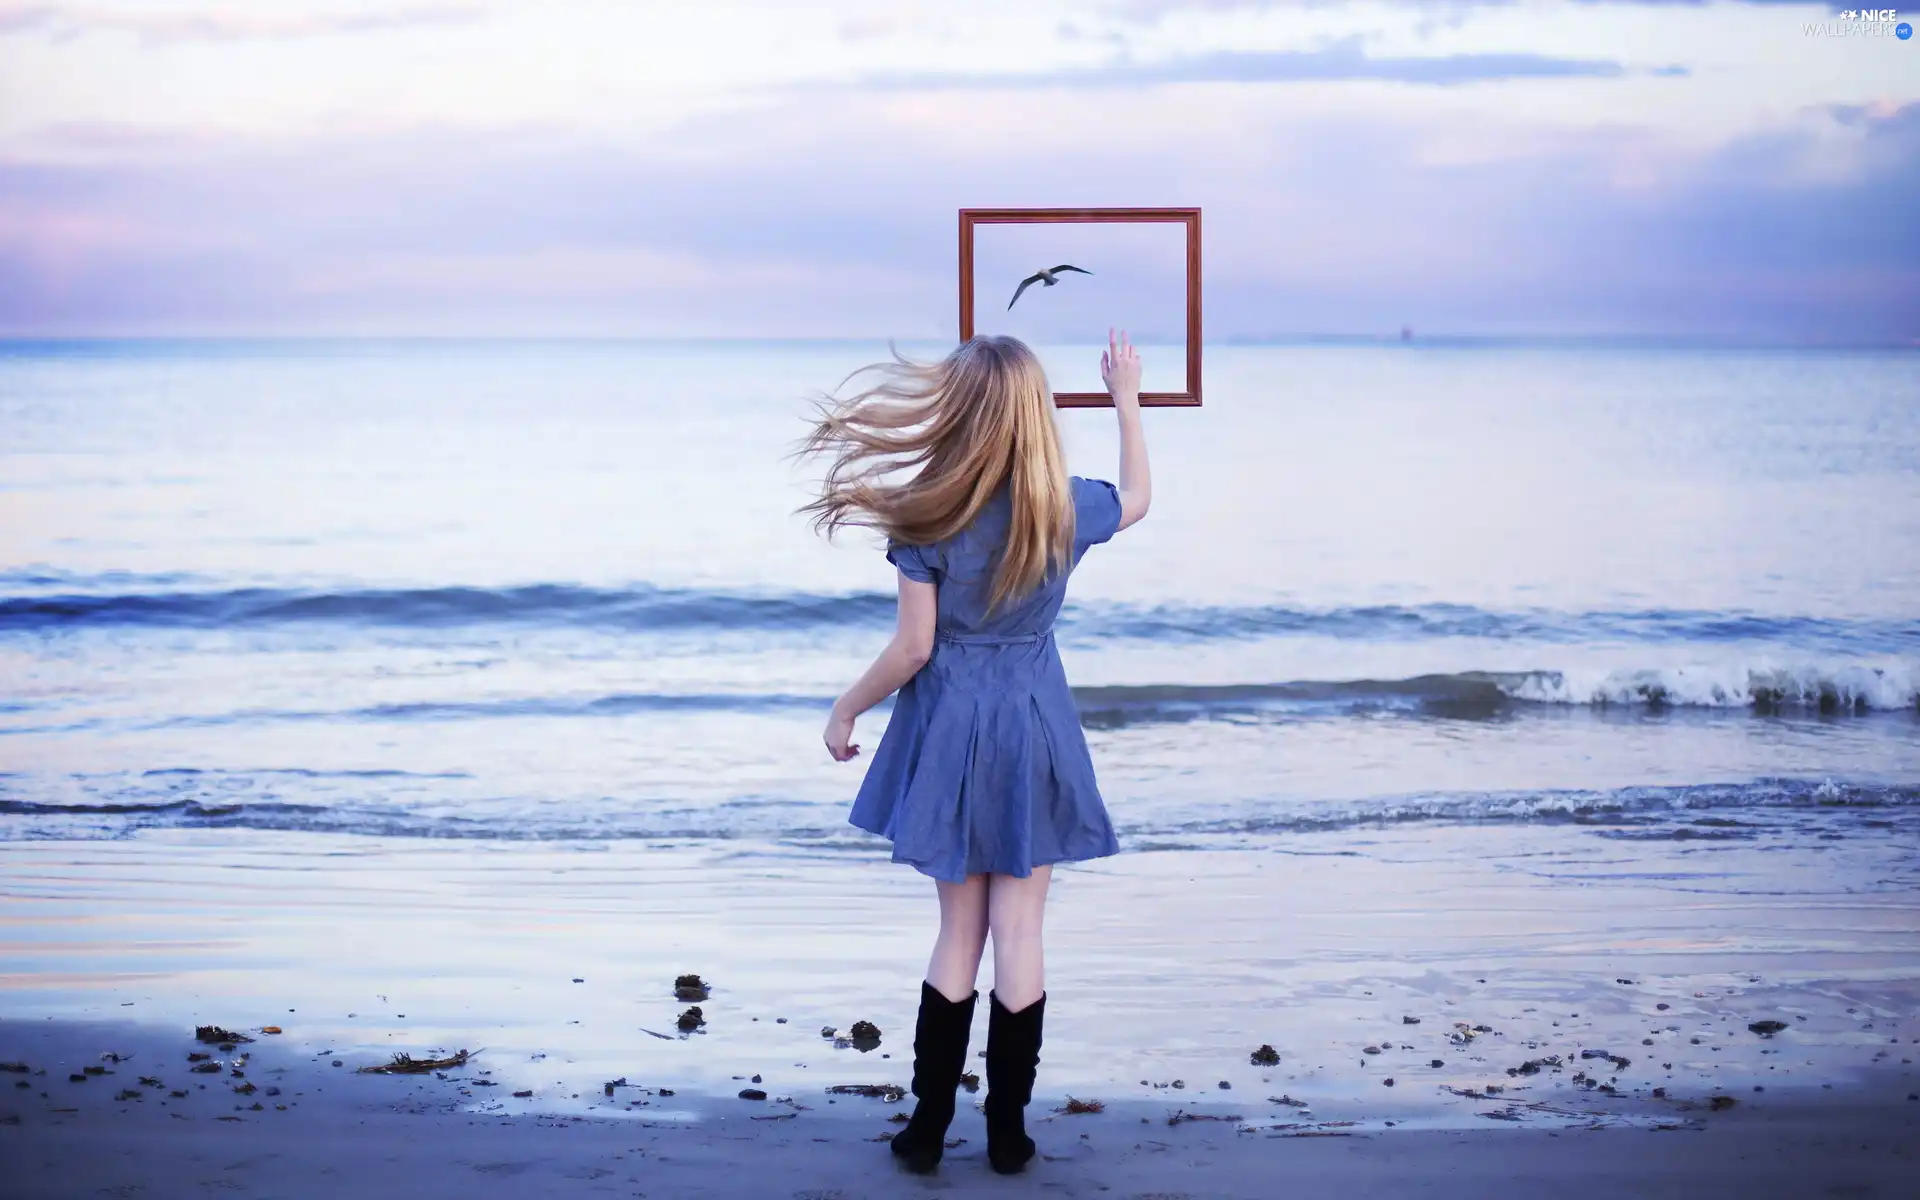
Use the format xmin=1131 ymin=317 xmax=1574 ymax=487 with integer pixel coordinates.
xmin=3 ymin=1015 xmax=1916 ymax=1199
xmin=4 ymin=827 xmax=1915 ymax=1123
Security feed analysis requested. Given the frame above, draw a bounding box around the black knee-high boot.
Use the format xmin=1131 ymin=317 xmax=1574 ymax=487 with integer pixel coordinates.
xmin=984 ymin=990 xmax=1045 ymax=1175
xmin=890 ymin=981 xmax=977 ymax=1173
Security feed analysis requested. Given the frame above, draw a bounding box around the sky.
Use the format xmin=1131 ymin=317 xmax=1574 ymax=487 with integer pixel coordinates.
xmin=0 ymin=0 xmax=1915 ymax=342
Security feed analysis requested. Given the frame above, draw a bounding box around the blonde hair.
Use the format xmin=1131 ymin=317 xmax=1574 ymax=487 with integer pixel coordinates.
xmin=796 ymin=336 xmax=1073 ymax=613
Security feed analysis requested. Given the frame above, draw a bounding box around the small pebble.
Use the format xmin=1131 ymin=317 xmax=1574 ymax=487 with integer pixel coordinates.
xmin=1217 ymin=1081 xmax=1230 ymax=1090
xmin=1382 ymin=1078 xmax=1395 ymax=1087
xmin=739 ymin=1089 xmax=767 ymax=1101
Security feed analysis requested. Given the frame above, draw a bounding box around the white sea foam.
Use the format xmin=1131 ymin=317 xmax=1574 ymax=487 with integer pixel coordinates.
xmin=1500 ymin=659 xmax=1919 ymax=710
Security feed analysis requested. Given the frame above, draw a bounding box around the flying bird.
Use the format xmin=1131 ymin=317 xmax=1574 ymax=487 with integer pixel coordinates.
xmin=1007 ymin=264 xmax=1092 ymax=310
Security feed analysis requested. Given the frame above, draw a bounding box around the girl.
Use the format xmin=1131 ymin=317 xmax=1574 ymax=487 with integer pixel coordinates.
xmin=797 ymin=329 xmax=1150 ymax=1175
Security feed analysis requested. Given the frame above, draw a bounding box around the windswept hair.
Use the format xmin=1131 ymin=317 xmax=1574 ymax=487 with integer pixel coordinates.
xmin=794 ymin=336 xmax=1073 ymax=613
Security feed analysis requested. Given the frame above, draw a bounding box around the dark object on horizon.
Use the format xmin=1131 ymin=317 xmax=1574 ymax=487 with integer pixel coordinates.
xmin=1400 ymin=326 xmax=1413 ymax=341
xmin=1008 ymin=264 xmax=1092 ymax=310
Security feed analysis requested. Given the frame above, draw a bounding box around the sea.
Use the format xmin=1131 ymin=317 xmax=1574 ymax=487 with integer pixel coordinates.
xmin=3 ymin=338 xmax=1918 ymax=876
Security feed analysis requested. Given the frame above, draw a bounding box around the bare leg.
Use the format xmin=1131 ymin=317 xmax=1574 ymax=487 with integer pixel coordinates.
xmin=986 ymin=865 xmax=1051 ymax=1011
xmin=893 ymin=874 xmax=987 ymax=1173
xmin=926 ymin=873 xmax=988 ymax=1003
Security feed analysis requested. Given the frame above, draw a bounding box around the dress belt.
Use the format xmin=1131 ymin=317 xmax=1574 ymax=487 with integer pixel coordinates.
xmin=936 ymin=629 xmax=1052 ymax=646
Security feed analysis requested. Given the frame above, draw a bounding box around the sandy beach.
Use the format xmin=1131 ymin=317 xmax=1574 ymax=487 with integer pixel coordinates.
xmin=4 ymin=826 xmax=1917 ymax=1195
xmin=2 ymin=1014 xmax=1915 ymax=1200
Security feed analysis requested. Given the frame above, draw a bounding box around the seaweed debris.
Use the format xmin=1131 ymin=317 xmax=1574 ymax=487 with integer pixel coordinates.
xmin=674 ymin=974 xmax=711 ymax=1002
xmin=356 ymin=1049 xmax=471 ymax=1075
xmin=826 ymin=1083 xmax=905 ymax=1102
xmin=194 ymin=1026 xmax=254 ymax=1045
xmin=1167 ymin=1109 xmax=1242 ymax=1126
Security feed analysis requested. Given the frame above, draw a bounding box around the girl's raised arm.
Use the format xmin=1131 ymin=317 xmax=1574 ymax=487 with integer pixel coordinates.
xmin=1099 ymin=328 xmax=1151 ymax=531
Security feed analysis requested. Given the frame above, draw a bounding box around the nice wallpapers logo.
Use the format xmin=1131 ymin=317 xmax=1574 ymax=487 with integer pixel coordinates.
xmin=1804 ymin=9 xmax=1913 ymax=36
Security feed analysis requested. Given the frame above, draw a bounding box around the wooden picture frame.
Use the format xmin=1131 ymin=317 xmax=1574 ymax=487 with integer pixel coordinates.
xmin=959 ymin=207 xmax=1202 ymax=408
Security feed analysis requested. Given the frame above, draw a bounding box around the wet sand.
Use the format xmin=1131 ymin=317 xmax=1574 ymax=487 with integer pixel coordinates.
xmin=2 ymin=1017 xmax=1916 ymax=1199
xmin=3 ymin=824 xmax=1918 ymax=1193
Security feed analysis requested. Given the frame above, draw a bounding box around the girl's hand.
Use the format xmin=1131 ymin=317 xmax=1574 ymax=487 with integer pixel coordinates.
xmin=824 ymin=704 xmax=860 ymax=762
xmin=1100 ymin=327 xmax=1142 ymax=401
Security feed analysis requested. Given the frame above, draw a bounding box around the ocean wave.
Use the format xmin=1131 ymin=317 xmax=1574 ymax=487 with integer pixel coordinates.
xmin=1501 ymin=663 xmax=1920 ymax=712
xmin=3 ymin=666 xmax=1913 ymax=741
xmin=1073 ymin=675 xmax=1513 ymax=724
xmin=1125 ymin=779 xmax=1920 ymax=837
xmin=1076 ymin=664 xmax=1920 ymax=722
xmin=0 ymin=583 xmax=895 ymax=634
xmin=2 ymin=778 xmax=1913 ymax=844
xmin=2 ymin=579 xmax=1915 ymax=653
xmin=0 ymin=692 xmax=835 ymax=735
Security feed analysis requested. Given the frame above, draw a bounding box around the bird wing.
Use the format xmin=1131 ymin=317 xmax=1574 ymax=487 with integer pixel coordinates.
xmin=1007 ymin=273 xmax=1043 ymax=310
xmin=1049 ymin=264 xmax=1091 ymax=276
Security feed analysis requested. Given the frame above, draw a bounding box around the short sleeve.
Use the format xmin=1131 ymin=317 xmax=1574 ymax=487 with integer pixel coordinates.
xmin=886 ymin=539 xmax=940 ymax=583
xmin=1071 ymin=476 xmax=1123 ymax=547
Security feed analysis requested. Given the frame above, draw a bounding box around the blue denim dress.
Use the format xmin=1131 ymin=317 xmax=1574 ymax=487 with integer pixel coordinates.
xmin=848 ymin=475 xmax=1125 ymax=882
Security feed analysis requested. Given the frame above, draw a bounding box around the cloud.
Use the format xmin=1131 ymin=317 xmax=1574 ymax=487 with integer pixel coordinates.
xmin=0 ymin=91 xmax=1911 ymax=340
xmin=0 ymin=3 xmax=488 ymax=44
xmin=842 ymin=37 xmax=1645 ymax=88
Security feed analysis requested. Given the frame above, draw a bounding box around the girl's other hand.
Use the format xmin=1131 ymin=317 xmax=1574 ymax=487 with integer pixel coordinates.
xmin=1100 ymin=327 xmax=1142 ymax=401
xmin=824 ymin=705 xmax=860 ymax=762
